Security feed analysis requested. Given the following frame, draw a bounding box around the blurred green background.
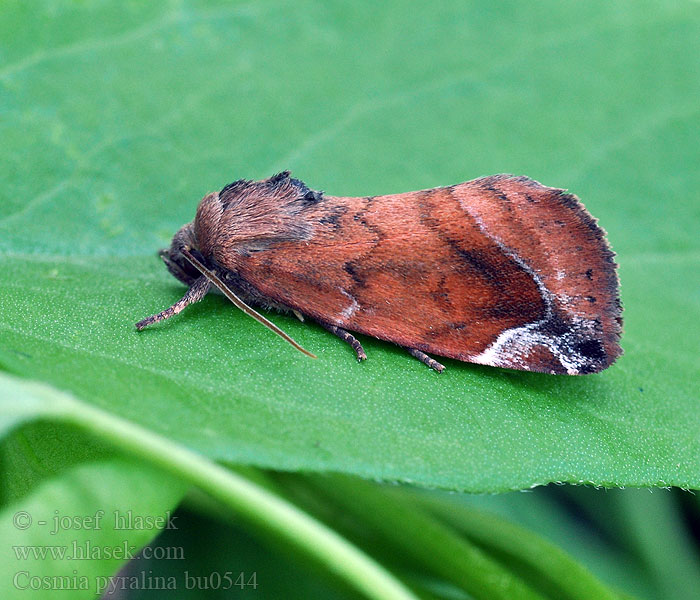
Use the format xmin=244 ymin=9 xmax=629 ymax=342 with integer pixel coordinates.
xmin=1 ymin=1 xmax=699 ymax=599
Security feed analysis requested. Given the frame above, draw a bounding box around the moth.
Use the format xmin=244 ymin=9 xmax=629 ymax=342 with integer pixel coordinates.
xmin=136 ymin=171 xmax=622 ymax=374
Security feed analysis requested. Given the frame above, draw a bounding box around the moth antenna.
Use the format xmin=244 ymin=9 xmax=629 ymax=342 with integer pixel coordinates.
xmin=135 ymin=276 xmax=211 ymax=330
xmin=181 ymin=248 xmax=317 ymax=359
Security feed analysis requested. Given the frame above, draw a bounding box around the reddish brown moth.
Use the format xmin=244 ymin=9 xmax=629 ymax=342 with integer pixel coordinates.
xmin=136 ymin=172 xmax=622 ymax=374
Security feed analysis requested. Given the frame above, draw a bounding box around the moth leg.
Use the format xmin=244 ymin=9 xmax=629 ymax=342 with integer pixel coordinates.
xmin=135 ymin=276 xmax=211 ymax=330
xmin=317 ymin=321 xmax=367 ymax=362
xmin=405 ymin=348 xmax=445 ymax=373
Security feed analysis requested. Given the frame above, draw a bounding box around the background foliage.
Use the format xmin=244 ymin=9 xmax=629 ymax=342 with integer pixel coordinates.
xmin=1 ymin=1 xmax=698 ymax=599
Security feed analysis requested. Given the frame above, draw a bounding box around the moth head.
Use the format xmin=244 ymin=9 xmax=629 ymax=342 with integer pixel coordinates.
xmin=159 ymin=222 xmax=202 ymax=286
xmin=191 ymin=172 xmax=321 ymax=262
xmin=138 ymin=213 xmax=316 ymax=359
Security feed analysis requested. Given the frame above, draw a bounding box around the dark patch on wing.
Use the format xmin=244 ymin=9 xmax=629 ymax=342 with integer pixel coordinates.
xmin=344 ymin=262 xmax=367 ymax=288
xmin=417 ymin=187 xmax=547 ymax=327
xmin=426 ymin=321 xmax=469 ymax=340
xmin=452 ymin=246 xmax=500 ymax=283
xmin=429 ymin=274 xmax=452 ymax=307
xmin=434 ymin=189 xmax=505 ymax=284
xmin=422 ymin=189 xmax=531 ymax=285
xmin=575 ymin=338 xmax=606 ymax=362
xmin=319 ymin=205 xmax=348 ymax=230
xmin=540 ymin=313 xmax=572 ymax=338
xmin=482 ymin=298 xmax=541 ymax=320
xmin=351 ymin=204 xmax=385 ymax=245
xmin=483 ymin=183 xmax=513 ymax=212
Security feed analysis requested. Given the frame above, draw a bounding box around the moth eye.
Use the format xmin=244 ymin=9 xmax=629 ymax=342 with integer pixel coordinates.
xmin=161 ymin=255 xmax=196 ymax=285
xmin=187 ymin=247 xmax=207 ymax=265
xmin=163 ymin=247 xmax=201 ymax=284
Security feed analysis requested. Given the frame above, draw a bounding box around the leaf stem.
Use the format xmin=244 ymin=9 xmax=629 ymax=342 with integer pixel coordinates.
xmin=56 ymin=398 xmax=419 ymax=600
xmin=300 ymin=474 xmax=547 ymax=600
xmin=415 ymin=493 xmax=625 ymax=600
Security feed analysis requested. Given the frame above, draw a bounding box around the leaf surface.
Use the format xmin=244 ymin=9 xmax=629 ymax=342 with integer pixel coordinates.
xmin=1 ymin=0 xmax=698 ymax=492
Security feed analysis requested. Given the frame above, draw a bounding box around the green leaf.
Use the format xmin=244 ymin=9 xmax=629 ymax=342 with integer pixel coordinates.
xmin=125 ymin=500 xmax=362 ymax=600
xmin=1 ymin=0 xmax=699 ymax=492
xmin=0 ymin=456 xmax=186 ymax=600
xmin=407 ymin=488 xmax=624 ymax=600
xmin=0 ymin=375 xmax=69 ymax=438
xmin=0 ymin=375 xmax=642 ymax=600
xmin=0 ymin=420 xmax=115 ymax=505
xmin=276 ymin=473 xmax=625 ymax=600
xmin=0 ymin=373 xmax=420 ymax=600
